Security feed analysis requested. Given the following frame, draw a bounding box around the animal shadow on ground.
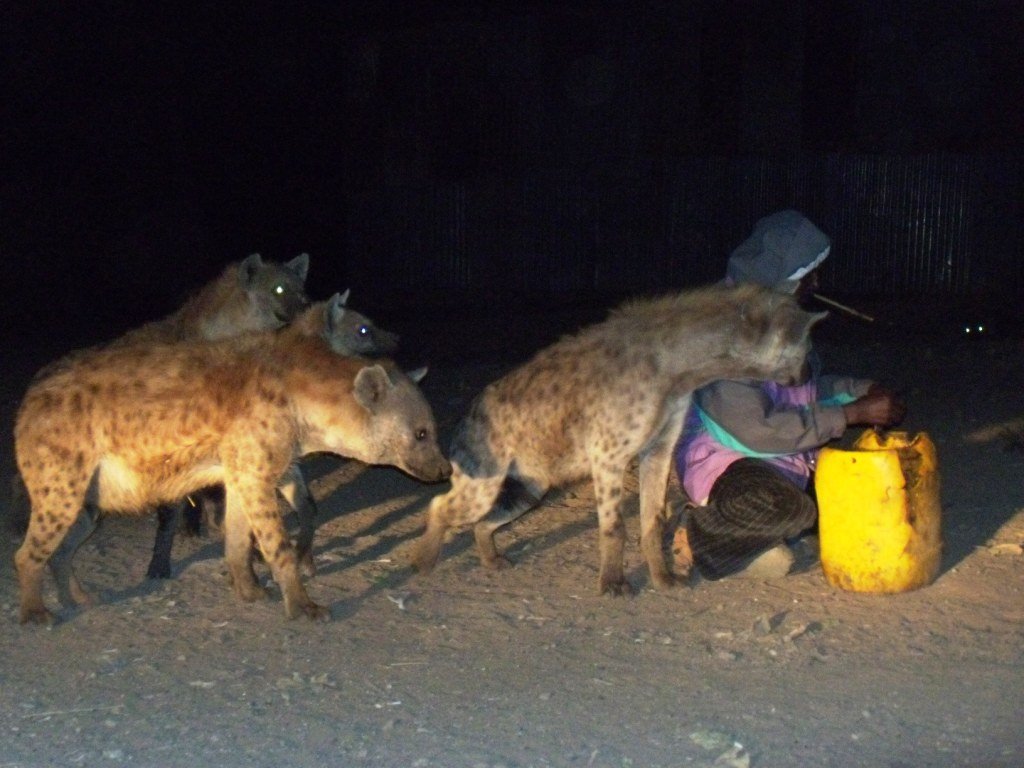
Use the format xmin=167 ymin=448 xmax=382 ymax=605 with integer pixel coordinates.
xmin=304 ymin=449 xmax=677 ymax=621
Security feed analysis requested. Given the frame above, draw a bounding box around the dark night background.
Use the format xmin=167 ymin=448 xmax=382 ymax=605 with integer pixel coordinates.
xmin=3 ymin=1 xmax=1023 ymax=350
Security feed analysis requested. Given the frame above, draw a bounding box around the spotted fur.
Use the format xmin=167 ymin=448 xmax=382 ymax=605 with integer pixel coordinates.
xmin=14 ymin=333 xmax=449 ymax=624
xmin=146 ymin=291 xmax=401 ymax=580
xmin=411 ymin=283 xmax=824 ymax=595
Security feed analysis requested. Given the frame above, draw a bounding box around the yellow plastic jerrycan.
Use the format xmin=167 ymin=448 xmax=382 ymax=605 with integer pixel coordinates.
xmin=815 ymin=429 xmax=942 ymax=593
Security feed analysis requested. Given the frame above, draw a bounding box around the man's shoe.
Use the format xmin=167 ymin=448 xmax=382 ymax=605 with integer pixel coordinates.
xmin=729 ymin=544 xmax=794 ymax=580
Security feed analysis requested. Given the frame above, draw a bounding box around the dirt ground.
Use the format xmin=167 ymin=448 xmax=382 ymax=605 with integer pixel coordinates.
xmin=1 ymin=303 xmax=1022 ymax=768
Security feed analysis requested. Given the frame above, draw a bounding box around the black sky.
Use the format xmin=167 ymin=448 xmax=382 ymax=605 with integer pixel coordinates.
xmin=2 ymin=1 xmax=1022 ymax=341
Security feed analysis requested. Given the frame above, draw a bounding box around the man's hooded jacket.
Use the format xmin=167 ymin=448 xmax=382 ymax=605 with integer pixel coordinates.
xmin=675 ymin=210 xmax=873 ymax=505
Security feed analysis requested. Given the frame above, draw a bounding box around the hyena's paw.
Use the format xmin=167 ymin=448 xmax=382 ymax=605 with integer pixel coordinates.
xmin=480 ymin=553 xmax=514 ymax=570
xmin=68 ymin=580 xmax=97 ymax=607
xmin=299 ymin=551 xmax=317 ymax=579
xmin=648 ymin=569 xmax=685 ymax=590
xmin=303 ymin=602 xmax=331 ymax=622
xmin=19 ymin=605 xmax=57 ymax=626
xmin=227 ymin=572 xmax=271 ymax=602
xmin=70 ymin=589 xmax=96 ymax=606
xmin=239 ymin=584 xmax=272 ymax=603
xmin=286 ymin=599 xmax=331 ymax=622
xmin=598 ymin=575 xmax=635 ymax=597
xmin=145 ymin=560 xmax=172 ymax=580
xmin=410 ymin=533 xmax=444 ymax=574
xmin=410 ymin=548 xmax=437 ymax=574
xmin=474 ymin=525 xmax=512 ymax=570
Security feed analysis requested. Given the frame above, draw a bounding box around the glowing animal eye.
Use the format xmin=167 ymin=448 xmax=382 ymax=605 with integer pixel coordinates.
xmin=358 ymin=325 xmax=369 ymax=336
xmin=275 ymin=285 xmax=285 ymax=295
xmin=415 ymin=428 xmax=427 ymax=441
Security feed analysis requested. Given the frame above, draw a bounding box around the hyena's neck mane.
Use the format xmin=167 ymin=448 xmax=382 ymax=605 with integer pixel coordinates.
xmin=278 ymin=343 xmax=380 ymax=459
xmin=604 ymin=284 xmax=736 ymax=334
xmin=171 ymin=263 xmax=273 ymax=340
xmin=279 ymin=301 xmax=328 ymax=341
xmin=601 ymin=284 xmax=771 ymax=378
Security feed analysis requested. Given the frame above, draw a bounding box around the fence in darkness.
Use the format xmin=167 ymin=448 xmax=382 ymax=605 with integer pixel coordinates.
xmin=347 ymin=153 xmax=1022 ymax=308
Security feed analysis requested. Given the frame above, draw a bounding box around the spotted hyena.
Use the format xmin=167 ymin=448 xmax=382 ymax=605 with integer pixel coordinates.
xmin=10 ymin=252 xmax=311 ymax=531
xmin=142 ymin=251 xmax=311 ymax=546
xmin=130 ymin=251 xmax=311 ymax=343
xmin=14 ymin=332 xmax=450 ymax=624
xmin=130 ymin=250 xmax=311 ymax=556
xmin=411 ymin=283 xmax=824 ymax=595
xmin=145 ymin=290 xmax=401 ymax=580
xmin=301 ymin=288 xmax=399 ymax=357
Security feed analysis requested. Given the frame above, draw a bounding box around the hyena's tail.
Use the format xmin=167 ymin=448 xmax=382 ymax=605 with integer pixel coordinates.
xmin=447 ymin=398 xmax=504 ymax=479
xmin=964 ymin=417 xmax=1024 ymax=450
xmin=7 ymin=472 xmax=31 ymax=536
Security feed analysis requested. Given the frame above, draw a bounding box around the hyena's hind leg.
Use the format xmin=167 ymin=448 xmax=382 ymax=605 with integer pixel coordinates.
xmin=637 ymin=406 xmax=688 ymax=589
xmin=411 ymin=469 xmax=505 ymax=574
xmin=15 ymin=468 xmax=96 ymax=624
xmin=224 ymin=475 xmax=327 ymax=621
xmin=473 ymin=471 xmax=548 ymax=569
xmin=277 ymin=465 xmax=318 ymax=577
xmin=48 ymin=503 xmax=102 ymax=607
xmin=147 ymin=487 xmax=225 ymax=580
xmin=146 ymin=502 xmax=183 ymax=579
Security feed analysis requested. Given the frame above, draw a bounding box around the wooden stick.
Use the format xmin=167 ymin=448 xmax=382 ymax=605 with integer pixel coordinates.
xmin=812 ymin=293 xmax=875 ymax=323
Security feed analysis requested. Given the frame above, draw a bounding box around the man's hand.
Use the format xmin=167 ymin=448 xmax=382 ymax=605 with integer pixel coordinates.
xmin=843 ymin=385 xmax=906 ymax=428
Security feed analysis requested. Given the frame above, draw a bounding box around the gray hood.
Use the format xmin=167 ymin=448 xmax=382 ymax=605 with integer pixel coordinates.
xmin=725 ymin=210 xmax=831 ymax=293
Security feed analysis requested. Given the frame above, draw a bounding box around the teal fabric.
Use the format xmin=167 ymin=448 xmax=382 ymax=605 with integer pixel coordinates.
xmin=693 ymin=390 xmax=857 ymax=460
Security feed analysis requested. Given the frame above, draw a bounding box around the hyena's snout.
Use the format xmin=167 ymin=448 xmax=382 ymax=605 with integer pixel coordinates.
xmin=377 ymin=330 xmax=400 ymax=354
xmin=775 ymin=359 xmax=810 ymax=386
xmin=423 ymin=456 xmax=453 ymax=482
xmin=404 ymin=450 xmax=452 ymax=483
xmin=768 ymin=350 xmax=812 ymax=387
xmin=791 ymin=358 xmax=813 ymax=386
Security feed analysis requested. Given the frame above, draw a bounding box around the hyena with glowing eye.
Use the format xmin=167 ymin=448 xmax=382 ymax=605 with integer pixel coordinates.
xmin=145 ymin=290 xmax=401 ymax=580
xmin=12 ymin=254 xmax=314 ymax=583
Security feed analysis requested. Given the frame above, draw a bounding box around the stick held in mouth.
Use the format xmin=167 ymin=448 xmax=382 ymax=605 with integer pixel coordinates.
xmin=812 ymin=293 xmax=875 ymax=323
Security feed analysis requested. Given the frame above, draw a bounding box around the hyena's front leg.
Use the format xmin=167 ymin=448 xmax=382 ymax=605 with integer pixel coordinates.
xmin=226 ymin=479 xmax=328 ymax=621
xmin=411 ymin=468 xmax=504 ymax=573
xmin=590 ymin=458 xmax=631 ymax=596
xmin=637 ymin=406 xmax=688 ymax=589
xmin=585 ymin=460 xmax=630 ymax=598
xmin=222 ymin=487 xmax=266 ymax=603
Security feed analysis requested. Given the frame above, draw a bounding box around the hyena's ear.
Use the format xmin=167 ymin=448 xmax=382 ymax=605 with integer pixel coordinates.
xmin=760 ymin=305 xmax=828 ymax=354
xmin=239 ymin=253 xmax=264 ymax=286
xmin=353 ymin=364 xmax=394 ymax=412
xmin=734 ymin=291 xmax=775 ymax=345
xmin=286 ymin=252 xmax=310 ymax=283
xmin=337 ymin=288 xmax=350 ymax=306
xmin=407 ymin=366 xmax=428 ymax=384
xmin=792 ymin=310 xmax=829 ymax=342
xmin=323 ymin=293 xmax=348 ymax=336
